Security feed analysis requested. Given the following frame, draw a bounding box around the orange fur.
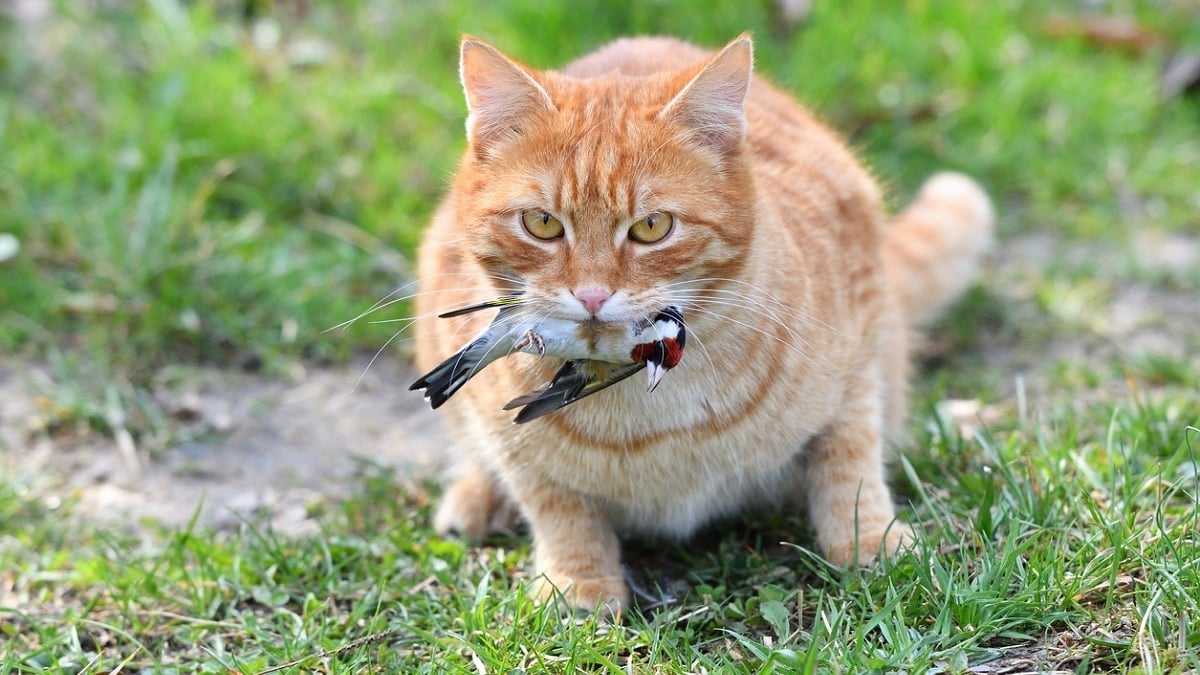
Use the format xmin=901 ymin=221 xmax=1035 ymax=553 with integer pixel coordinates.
xmin=414 ymin=35 xmax=994 ymax=614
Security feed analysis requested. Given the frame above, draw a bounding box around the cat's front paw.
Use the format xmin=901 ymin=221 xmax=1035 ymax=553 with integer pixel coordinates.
xmin=823 ymin=523 xmax=913 ymax=568
xmin=531 ymin=572 xmax=630 ymax=620
xmin=433 ymin=470 xmax=518 ymax=540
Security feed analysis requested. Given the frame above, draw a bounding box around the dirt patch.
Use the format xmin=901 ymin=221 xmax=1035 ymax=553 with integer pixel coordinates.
xmin=951 ymin=232 xmax=1200 ymax=388
xmin=0 ymin=356 xmax=450 ymax=534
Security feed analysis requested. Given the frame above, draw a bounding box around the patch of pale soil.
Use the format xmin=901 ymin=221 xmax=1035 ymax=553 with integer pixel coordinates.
xmin=0 ymin=357 xmax=450 ymax=534
xmin=970 ymin=231 xmax=1200 ymax=379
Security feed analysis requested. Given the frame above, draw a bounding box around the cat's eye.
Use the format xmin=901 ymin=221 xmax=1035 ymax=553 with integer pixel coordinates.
xmin=521 ymin=210 xmax=565 ymax=240
xmin=629 ymin=212 xmax=674 ymax=244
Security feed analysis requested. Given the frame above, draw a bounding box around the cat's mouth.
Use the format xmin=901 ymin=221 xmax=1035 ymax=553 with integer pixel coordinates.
xmin=575 ymin=317 xmax=630 ymax=340
xmin=573 ymin=317 xmax=653 ymax=354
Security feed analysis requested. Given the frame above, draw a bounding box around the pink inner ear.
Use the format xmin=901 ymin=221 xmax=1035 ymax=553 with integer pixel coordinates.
xmin=459 ymin=39 xmax=556 ymax=153
xmin=659 ymin=37 xmax=754 ymax=155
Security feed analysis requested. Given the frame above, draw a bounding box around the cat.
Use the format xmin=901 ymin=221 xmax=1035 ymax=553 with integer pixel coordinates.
xmin=413 ymin=33 xmax=994 ymax=615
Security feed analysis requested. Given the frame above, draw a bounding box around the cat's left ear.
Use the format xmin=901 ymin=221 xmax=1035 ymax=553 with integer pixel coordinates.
xmin=659 ymin=34 xmax=754 ymax=156
xmin=459 ymin=36 xmax=556 ymax=157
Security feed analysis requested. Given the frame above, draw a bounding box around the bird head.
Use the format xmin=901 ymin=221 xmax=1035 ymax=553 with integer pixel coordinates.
xmin=630 ymin=306 xmax=686 ymax=392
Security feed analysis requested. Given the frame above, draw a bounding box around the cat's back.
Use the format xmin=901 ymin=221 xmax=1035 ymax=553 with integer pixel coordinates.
xmin=562 ymin=36 xmax=710 ymax=79
xmin=564 ymin=36 xmax=875 ymax=213
xmin=563 ymin=36 xmax=819 ymax=129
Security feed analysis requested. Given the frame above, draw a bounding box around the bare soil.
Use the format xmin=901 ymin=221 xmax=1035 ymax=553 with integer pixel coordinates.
xmin=0 ymin=356 xmax=450 ymax=534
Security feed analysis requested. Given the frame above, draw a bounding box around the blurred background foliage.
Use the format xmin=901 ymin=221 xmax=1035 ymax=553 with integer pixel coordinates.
xmin=1 ymin=0 xmax=1196 ymax=398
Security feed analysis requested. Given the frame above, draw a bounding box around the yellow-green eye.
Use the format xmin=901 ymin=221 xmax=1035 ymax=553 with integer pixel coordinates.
xmin=629 ymin=212 xmax=674 ymax=244
xmin=521 ymin=210 xmax=565 ymax=240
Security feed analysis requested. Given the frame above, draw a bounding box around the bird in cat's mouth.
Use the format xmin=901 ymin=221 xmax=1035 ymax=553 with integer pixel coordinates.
xmin=409 ymin=296 xmax=686 ymax=423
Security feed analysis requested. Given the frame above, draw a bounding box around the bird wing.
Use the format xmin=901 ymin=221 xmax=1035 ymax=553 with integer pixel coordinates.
xmin=437 ymin=294 xmax=525 ymax=318
xmin=503 ymin=360 xmax=645 ymax=424
xmin=410 ymin=332 xmax=507 ymax=409
xmin=411 ymin=297 xmax=526 ymax=408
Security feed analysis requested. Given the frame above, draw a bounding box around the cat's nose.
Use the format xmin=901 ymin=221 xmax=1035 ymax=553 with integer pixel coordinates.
xmin=574 ymin=287 xmax=612 ymax=316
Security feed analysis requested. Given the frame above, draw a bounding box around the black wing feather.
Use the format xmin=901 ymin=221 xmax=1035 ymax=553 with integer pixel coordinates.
xmin=504 ymin=360 xmax=644 ymax=424
xmin=437 ymin=294 xmax=524 ymax=319
xmin=409 ymin=336 xmax=496 ymax=409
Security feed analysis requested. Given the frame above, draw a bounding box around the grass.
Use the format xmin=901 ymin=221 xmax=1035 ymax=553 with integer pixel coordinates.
xmin=4 ymin=399 xmax=1199 ymax=672
xmin=2 ymin=0 xmax=1200 ymax=672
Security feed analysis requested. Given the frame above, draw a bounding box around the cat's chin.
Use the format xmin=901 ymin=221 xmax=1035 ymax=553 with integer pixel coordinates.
xmin=576 ymin=318 xmax=636 ymax=339
xmin=540 ymin=307 xmax=643 ymax=329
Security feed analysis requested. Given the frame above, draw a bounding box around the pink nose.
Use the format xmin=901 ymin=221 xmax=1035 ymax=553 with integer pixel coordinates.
xmin=574 ymin=288 xmax=611 ymax=316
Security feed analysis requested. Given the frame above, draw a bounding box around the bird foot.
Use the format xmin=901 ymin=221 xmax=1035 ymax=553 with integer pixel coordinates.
xmin=513 ymin=329 xmax=546 ymax=357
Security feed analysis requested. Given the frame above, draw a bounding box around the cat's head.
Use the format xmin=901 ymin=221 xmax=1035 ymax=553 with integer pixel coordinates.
xmin=452 ymin=35 xmax=757 ymax=325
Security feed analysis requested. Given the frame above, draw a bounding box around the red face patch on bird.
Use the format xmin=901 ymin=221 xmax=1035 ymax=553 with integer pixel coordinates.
xmin=630 ymin=306 xmax=686 ymax=391
xmin=659 ymin=337 xmax=684 ymax=368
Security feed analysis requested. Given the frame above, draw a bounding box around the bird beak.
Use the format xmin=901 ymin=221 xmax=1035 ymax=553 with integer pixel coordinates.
xmin=646 ymin=361 xmax=666 ymax=392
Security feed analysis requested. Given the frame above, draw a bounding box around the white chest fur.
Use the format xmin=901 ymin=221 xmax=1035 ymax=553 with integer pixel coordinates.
xmin=498 ymin=351 xmax=844 ymax=537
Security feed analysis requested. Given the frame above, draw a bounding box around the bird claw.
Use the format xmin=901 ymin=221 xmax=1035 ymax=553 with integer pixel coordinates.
xmin=512 ymin=329 xmax=546 ymax=357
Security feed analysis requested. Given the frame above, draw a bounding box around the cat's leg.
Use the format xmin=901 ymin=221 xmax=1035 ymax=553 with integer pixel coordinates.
xmin=802 ymin=371 xmax=911 ymax=567
xmin=433 ymin=459 xmax=519 ymax=540
xmin=518 ymin=482 xmax=628 ymax=616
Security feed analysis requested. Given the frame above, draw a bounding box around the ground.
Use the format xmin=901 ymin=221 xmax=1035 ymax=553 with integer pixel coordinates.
xmin=0 ymin=356 xmax=447 ymax=534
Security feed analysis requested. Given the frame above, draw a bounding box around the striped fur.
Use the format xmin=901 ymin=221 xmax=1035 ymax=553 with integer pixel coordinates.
xmin=414 ymin=35 xmax=994 ymax=614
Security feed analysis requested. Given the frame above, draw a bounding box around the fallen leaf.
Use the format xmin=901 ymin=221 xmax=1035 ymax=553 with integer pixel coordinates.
xmin=1071 ymin=574 xmax=1137 ymax=604
xmin=935 ymin=399 xmax=1006 ymax=439
xmin=1040 ymin=14 xmax=1161 ymax=55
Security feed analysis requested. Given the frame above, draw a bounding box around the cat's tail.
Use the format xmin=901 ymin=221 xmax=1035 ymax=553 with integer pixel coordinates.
xmin=883 ymin=172 xmax=995 ymax=326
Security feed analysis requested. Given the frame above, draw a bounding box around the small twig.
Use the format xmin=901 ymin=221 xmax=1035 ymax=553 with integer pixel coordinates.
xmin=255 ymin=629 xmax=399 ymax=674
xmin=622 ymin=565 xmax=676 ymax=611
xmin=471 ymin=650 xmax=488 ymax=674
xmin=409 ymin=574 xmax=439 ymax=594
xmin=107 ymin=646 xmax=142 ymax=675
xmin=141 ymin=609 xmax=246 ymax=630
xmin=104 ymin=386 xmax=142 ymax=474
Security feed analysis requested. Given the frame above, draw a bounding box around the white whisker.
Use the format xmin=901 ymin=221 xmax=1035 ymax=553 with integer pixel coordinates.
xmin=676 ymin=317 xmax=719 ymax=375
xmin=353 ymin=320 xmax=415 ymax=393
xmin=671 ymin=296 xmax=841 ymax=374
xmin=665 ymin=277 xmax=852 ymax=337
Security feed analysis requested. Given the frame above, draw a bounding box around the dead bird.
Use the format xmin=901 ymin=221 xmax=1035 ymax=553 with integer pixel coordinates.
xmin=410 ymin=297 xmax=685 ymax=419
xmin=503 ymin=308 xmax=685 ymax=423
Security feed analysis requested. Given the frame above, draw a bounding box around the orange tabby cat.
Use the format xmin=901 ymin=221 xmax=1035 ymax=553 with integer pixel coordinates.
xmin=414 ymin=34 xmax=993 ymax=614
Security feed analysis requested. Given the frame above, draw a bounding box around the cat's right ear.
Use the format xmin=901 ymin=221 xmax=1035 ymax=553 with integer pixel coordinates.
xmin=459 ymin=37 xmax=556 ymax=157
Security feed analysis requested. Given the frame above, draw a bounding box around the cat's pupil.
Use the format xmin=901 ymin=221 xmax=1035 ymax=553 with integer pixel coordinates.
xmin=540 ymin=212 xmax=550 ymax=224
